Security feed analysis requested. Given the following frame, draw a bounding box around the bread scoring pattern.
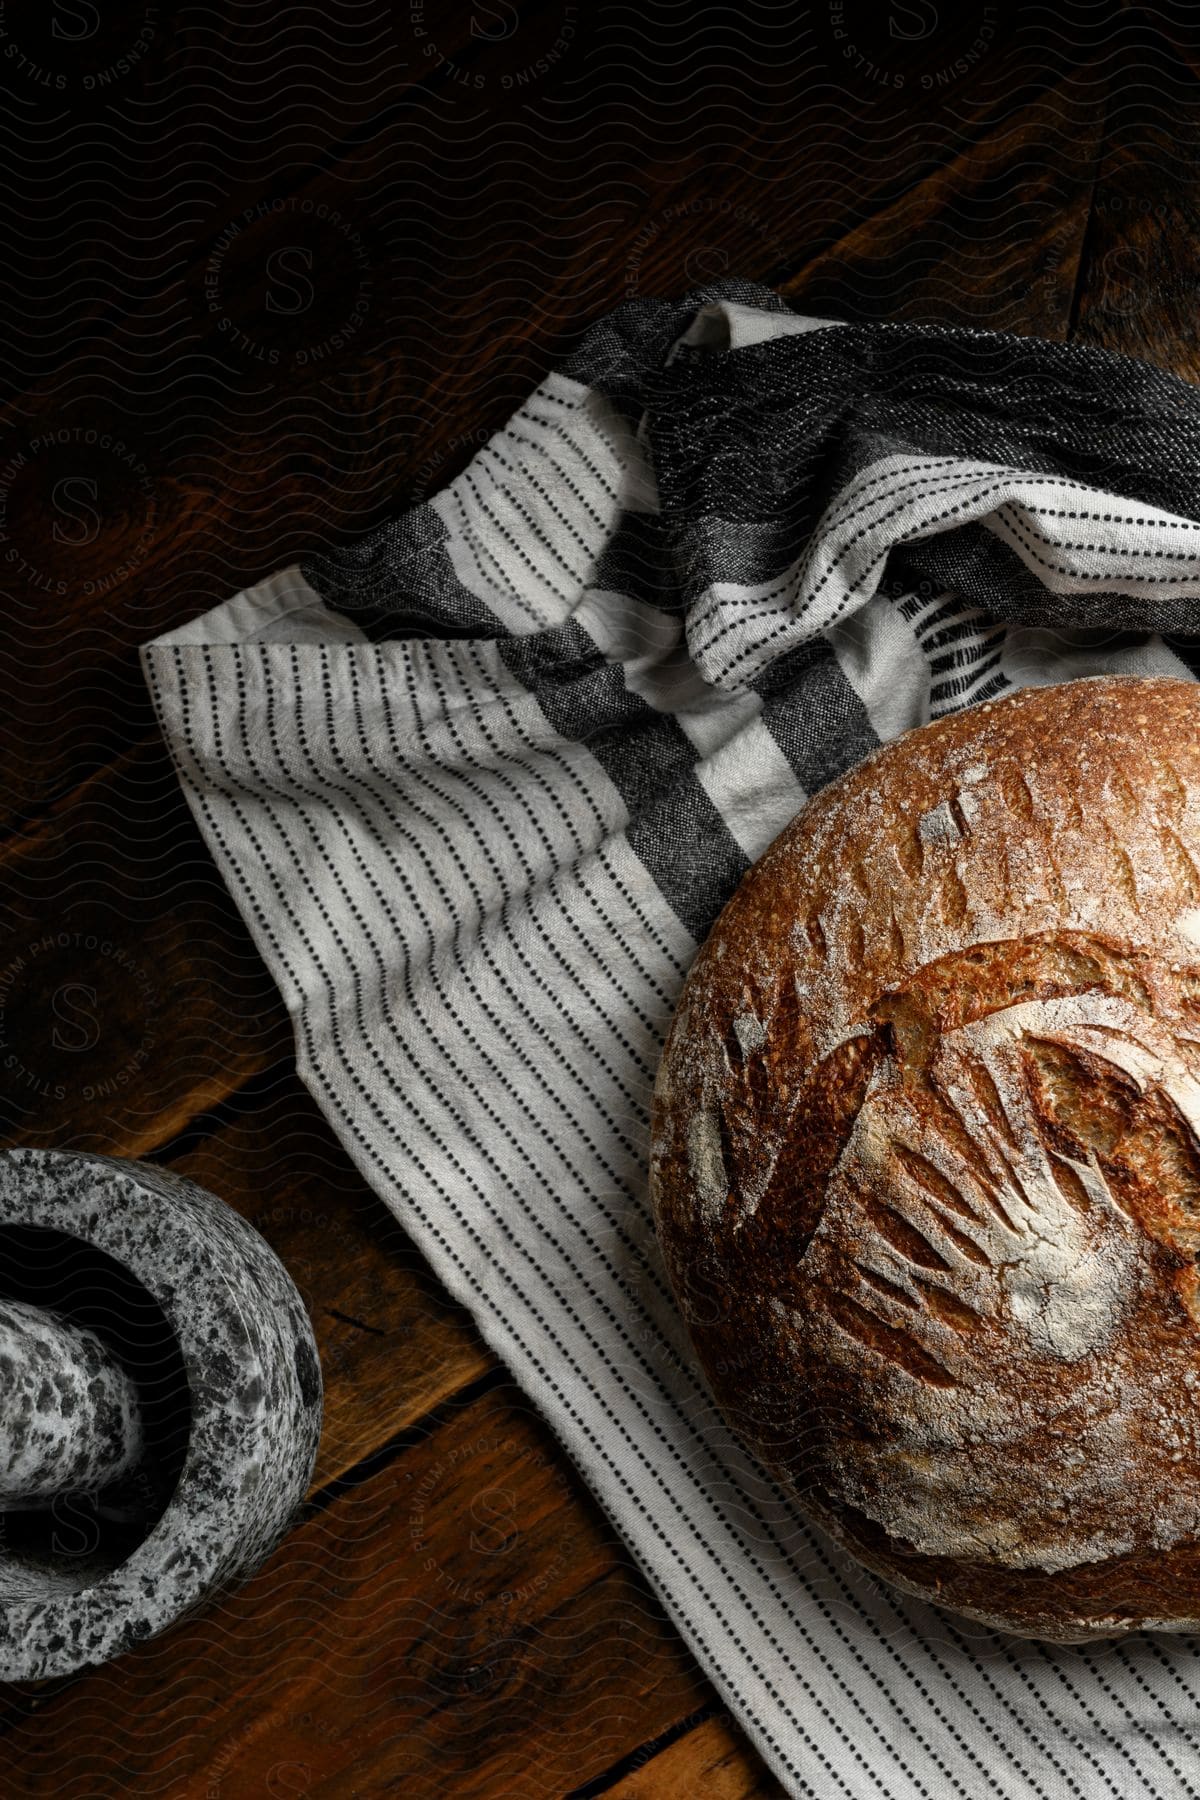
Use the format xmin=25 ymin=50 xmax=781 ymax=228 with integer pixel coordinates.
xmin=649 ymin=676 xmax=1200 ymax=1635
xmin=799 ymin=977 xmax=1200 ymax=1571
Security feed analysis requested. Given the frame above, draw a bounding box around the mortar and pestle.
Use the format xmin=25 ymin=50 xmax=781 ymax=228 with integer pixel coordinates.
xmin=0 ymin=1148 xmax=322 ymax=1680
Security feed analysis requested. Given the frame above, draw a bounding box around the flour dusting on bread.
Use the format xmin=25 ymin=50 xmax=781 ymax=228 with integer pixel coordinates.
xmin=648 ymin=677 xmax=1200 ymax=1639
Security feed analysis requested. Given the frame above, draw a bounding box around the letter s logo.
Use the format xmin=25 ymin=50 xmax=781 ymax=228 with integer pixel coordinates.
xmin=51 ymin=477 xmax=100 ymax=547
xmin=1098 ymin=245 xmax=1144 ymax=320
xmin=51 ymin=1493 xmax=101 ymax=1560
xmin=265 ymin=246 xmax=315 ymax=316
xmin=685 ymin=245 xmax=731 ymax=282
xmin=468 ymin=1484 xmax=518 ymax=1555
xmin=51 ymin=983 xmax=99 ymax=1052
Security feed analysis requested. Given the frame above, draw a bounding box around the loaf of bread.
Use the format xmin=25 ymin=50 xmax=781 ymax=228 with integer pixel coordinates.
xmin=649 ymin=674 xmax=1200 ymax=1641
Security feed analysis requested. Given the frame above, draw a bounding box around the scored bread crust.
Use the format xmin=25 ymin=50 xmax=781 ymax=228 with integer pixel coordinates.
xmin=649 ymin=674 xmax=1200 ymax=1641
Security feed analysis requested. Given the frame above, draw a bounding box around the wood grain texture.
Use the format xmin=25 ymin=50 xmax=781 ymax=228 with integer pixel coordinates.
xmin=1 ymin=3 xmax=1198 ymax=1792
xmin=604 ymin=1715 xmax=786 ymax=1799
xmin=1069 ymin=41 xmax=1200 ymax=373
xmin=0 ymin=739 xmax=292 ymax=1152
xmin=781 ymin=69 xmax=1103 ymax=335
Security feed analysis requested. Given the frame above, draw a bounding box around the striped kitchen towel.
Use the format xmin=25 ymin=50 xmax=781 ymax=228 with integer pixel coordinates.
xmin=142 ymin=280 xmax=1200 ymax=1799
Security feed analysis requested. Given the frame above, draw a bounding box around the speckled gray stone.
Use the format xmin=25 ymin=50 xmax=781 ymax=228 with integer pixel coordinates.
xmin=0 ymin=1298 xmax=144 ymax=1505
xmin=0 ymin=1148 xmax=323 ymax=1680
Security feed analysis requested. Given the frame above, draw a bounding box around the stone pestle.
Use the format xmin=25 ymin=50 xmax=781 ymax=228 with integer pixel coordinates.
xmin=0 ymin=1298 xmax=144 ymax=1510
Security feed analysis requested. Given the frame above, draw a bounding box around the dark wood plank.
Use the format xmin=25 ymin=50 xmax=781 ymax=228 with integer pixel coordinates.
xmin=781 ymin=68 xmax=1103 ymax=337
xmin=1068 ymin=40 xmax=1200 ymax=374
xmin=0 ymin=1383 xmax=712 ymax=1798
xmin=604 ymin=1716 xmax=786 ymax=1800
xmin=0 ymin=2 xmax=544 ymax=383
xmin=1130 ymin=1 xmax=1200 ymax=81
xmin=0 ymin=738 xmax=292 ymax=1152
xmin=0 ymin=2 xmax=1088 ymax=392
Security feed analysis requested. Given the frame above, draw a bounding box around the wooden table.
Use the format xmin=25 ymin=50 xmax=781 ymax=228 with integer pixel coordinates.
xmin=0 ymin=4 xmax=1195 ymax=1792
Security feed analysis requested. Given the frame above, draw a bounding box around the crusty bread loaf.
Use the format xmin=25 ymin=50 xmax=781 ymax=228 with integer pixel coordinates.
xmin=649 ymin=674 xmax=1200 ymax=1641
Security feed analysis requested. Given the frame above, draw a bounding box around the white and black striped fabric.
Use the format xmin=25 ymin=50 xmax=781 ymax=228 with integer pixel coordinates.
xmin=142 ymin=282 xmax=1200 ymax=1799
